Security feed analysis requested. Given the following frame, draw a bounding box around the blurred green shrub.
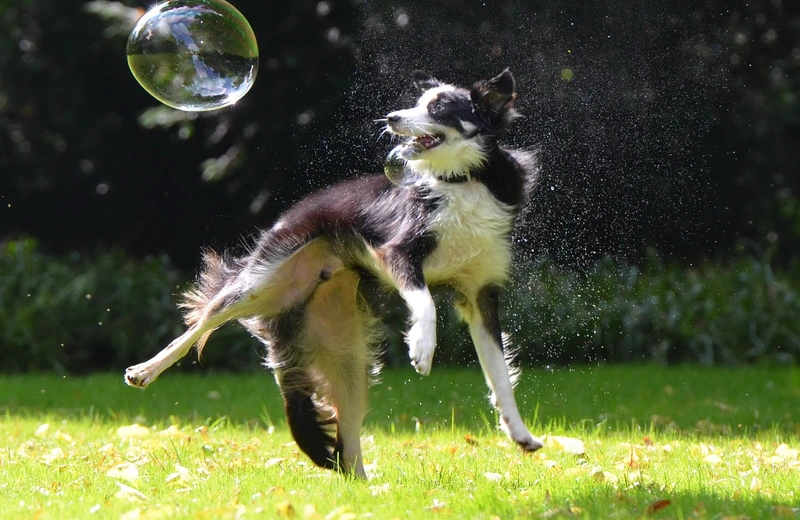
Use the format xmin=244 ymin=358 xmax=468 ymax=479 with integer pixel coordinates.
xmin=0 ymin=238 xmax=256 ymax=374
xmin=471 ymin=252 xmax=800 ymax=366
xmin=1 ymin=239 xmax=797 ymax=373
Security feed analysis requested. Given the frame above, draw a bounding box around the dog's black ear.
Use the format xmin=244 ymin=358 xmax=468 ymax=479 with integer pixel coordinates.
xmin=411 ymin=71 xmax=441 ymax=92
xmin=471 ymin=69 xmax=516 ymax=127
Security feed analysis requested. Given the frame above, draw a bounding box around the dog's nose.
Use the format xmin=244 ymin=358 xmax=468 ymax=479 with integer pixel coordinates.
xmin=387 ymin=114 xmax=401 ymax=123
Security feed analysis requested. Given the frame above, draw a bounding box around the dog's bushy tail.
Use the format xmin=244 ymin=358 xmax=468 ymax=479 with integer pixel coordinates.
xmin=280 ymin=373 xmax=342 ymax=471
xmin=180 ymin=249 xmax=240 ymax=353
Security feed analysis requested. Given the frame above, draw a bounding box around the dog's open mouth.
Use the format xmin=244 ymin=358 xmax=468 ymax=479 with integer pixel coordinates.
xmin=413 ymin=134 xmax=444 ymax=149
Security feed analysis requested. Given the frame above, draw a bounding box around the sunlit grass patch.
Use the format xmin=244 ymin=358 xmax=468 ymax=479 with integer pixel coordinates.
xmin=0 ymin=366 xmax=798 ymax=519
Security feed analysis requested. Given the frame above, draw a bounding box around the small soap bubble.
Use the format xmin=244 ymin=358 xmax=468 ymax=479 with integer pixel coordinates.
xmin=127 ymin=0 xmax=259 ymax=111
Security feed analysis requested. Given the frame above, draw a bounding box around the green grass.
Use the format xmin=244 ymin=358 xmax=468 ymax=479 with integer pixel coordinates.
xmin=1 ymin=366 xmax=798 ymax=519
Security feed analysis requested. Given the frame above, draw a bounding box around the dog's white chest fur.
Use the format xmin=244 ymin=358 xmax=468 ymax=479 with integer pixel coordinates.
xmin=423 ymin=181 xmax=515 ymax=291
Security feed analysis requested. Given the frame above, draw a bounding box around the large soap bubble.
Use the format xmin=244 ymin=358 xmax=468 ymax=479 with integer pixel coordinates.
xmin=127 ymin=0 xmax=259 ymax=111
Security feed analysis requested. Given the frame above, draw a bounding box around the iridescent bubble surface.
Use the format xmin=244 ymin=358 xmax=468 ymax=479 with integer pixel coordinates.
xmin=127 ymin=0 xmax=259 ymax=111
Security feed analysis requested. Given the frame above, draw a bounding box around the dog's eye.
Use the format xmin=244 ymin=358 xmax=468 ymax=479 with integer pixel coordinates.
xmin=431 ymin=102 xmax=445 ymax=114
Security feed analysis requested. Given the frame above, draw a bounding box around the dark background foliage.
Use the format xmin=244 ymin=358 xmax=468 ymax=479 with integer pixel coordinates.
xmin=1 ymin=0 xmax=798 ymax=372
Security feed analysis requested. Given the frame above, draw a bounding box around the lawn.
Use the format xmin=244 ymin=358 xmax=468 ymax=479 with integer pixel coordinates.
xmin=0 ymin=366 xmax=798 ymax=519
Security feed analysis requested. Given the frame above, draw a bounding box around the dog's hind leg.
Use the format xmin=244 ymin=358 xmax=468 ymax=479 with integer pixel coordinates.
xmin=277 ymin=269 xmax=375 ymax=477
xmin=124 ymin=290 xmax=244 ymax=388
xmin=456 ymin=285 xmax=543 ymax=452
xmin=125 ymin=238 xmax=344 ymax=389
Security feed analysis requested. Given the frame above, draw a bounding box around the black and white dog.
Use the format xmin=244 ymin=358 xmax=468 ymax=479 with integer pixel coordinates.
xmin=125 ymin=69 xmax=543 ymax=478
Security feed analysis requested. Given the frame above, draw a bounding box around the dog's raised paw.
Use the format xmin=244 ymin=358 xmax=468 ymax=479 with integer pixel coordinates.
xmin=124 ymin=365 xmax=153 ymax=389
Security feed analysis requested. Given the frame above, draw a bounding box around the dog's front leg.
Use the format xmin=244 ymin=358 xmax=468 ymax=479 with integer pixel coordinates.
xmin=398 ymin=284 xmax=436 ymax=376
xmin=457 ymin=286 xmax=543 ymax=451
xmin=375 ymin=248 xmax=436 ymax=375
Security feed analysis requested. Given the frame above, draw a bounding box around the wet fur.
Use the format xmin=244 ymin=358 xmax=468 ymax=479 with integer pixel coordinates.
xmin=125 ymin=70 xmax=543 ymax=477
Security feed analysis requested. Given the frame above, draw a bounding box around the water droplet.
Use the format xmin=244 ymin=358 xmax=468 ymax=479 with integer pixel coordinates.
xmin=127 ymin=0 xmax=259 ymax=111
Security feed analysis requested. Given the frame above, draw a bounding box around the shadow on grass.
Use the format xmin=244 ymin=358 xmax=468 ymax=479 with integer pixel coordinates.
xmin=1 ymin=366 xmax=798 ymax=437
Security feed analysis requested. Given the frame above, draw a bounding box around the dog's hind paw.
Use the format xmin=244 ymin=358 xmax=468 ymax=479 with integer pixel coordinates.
xmin=124 ymin=364 xmax=155 ymax=389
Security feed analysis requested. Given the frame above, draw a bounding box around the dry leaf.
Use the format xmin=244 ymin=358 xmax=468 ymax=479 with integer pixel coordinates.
xmin=704 ymin=454 xmax=722 ymax=466
xmin=276 ymin=501 xmax=295 ymax=518
xmin=776 ymin=444 xmax=799 ymax=460
xmin=115 ymin=482 xmax=149 ymax=502
xmin=464 ymin=434 xmax=479 ymax=446
xmin=266 ymin=458 xmax=286 ymax=468
xmin=646 ymin=499 xmax=671 ymax=513
xmin=165 ymin=464 xmax=191 ymax=485
xmin=116 ymin=424 xmax=151 ymax=439
xmin=544 ymin=435 xmax=586 ymax=455
xmin=370 ymin=484 xmax=391 ymax=496
xmin=107 ymin=462 xmax=139 ymax=482
xmin=325 ymin=506 xmax=354 ymax=519
xmin=484 ymin=472 xmax=503 ymax=482
xmin=54 ymin=430 xmax=73 ymax=443
xmin=303 ymin=504 xmax=320 ymax=519
xmin=42 ymin=447 xmax=64 ymax=465
xmin=120 ymin=508 xmax=142 ymax=520
xmin=158 ymin=425 xmax=189 ymax=439
xmin=34 ymin=423 xmax=50 ymax=438
xmin=592 ymin=470 xmax=618 ymax=484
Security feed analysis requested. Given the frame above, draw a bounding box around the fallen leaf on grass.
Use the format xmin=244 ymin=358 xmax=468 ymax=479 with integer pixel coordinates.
xmin=115 ymin=482 xmax=149 ymax=502
xmin=42 ymin=447 xmax=64 ymax=465
xmin=266 ymin=458 xmax=285 ymax=468
xmin=592 ymin=469 xmax=619 ymax=484
xmin=120 ymin=508 xmax=142 ymax=520
xmin=276 ymin=501 xmax=295 ymax=517
xmin=625 ymin=444 xmax=641 ymax=468
xmin=34 ymin=424 xmax=50 ymax=438
xmin=268 ymin=486 xmax=285 ymax=496
xmin=645 ymin=499 xmax=671 ymax=514
xmin=703 ymin=454 xmax=722 ymax=466
xmin=325 ymin=506 xmax=355 ymax=519
xmin=54 ymin=430 xmax=73 ymax=443
xmin=369 ymin=484 xmax=391 ymax=496
xmin=776 ymin=444 xmax=799 ymax=460
xmin=484 ymin=472 xmax=503 ymax=482
xmin=158 ymin=425 xmax=189 ymax=440
xmin=117 ymin=424 xmax=151 ymax=439
xmin=543 ymin=435 xmax=586 ymax=455
xmin=107 ymin=462 xmax=139 ymax=482
xmin=423 ymin=499 xmax=450 ymax=514
xmin=165 ymin=464 xmax=192 ymax=485
xmin=464 ymin=434 xmax=479 ymax=446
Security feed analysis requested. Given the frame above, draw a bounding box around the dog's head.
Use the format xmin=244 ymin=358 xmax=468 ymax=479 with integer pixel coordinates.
xmin=385 ymin=69 xmax=517 ymax=179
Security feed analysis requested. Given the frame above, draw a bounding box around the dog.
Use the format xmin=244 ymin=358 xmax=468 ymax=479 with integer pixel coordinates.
xmin=124 ymin=69 xmax=543 ymax=478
